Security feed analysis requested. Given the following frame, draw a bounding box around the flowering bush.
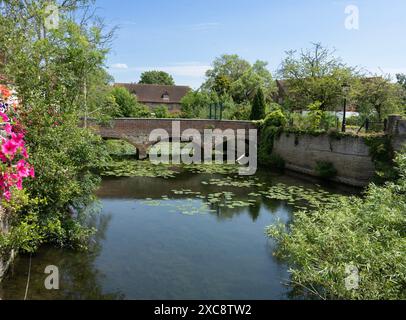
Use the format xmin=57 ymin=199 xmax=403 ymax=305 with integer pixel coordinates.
xmin=0 ymin=86 xmax=34 ymax=201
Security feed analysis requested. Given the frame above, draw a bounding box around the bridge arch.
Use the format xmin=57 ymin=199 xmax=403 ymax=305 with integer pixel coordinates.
xmin=87 ymin=118 xmax=257 ymax=161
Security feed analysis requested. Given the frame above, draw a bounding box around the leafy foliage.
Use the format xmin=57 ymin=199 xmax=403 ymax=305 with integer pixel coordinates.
xmin=152 ymin=105 xmax=171 ymax=118
xmin=110 ymin=86 xmax=150 ymax=117
xmin=363 ymin=135 xmax=396 ymax=183
xmin=267 ymin=151 xmax=406 ymax=300
xmin=204 ymin=54 xmax=276 ymax=104
xmin=315 ymin=161 xmax=337 ymax=179
xmin=258 ymin=109 xmax=286 ymax=167
xmin=180 ymin=91 xmax=214 ymax=118
xmin=0 ymin=0 xmax=112 ymax=251
xmin=250 ymin=87 xmax=266 ymax=120
xmin=279 ymin=43 xmax=356 ymax=111
xmin=354 ymin=75 xmax=403 ymax=121
xmin=139 ymin=71 xmax=175 ymax=85
xmin=263 ymin=108 xmax=287 ymax=127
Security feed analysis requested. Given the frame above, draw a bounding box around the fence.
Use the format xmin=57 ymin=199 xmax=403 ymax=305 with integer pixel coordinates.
xmin=357 ymin=118 xmax=388 ymax=134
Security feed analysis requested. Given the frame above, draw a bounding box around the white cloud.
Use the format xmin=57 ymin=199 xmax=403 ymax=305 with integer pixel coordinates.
xmin=189 ymin=22 xmax=220 ymax=31
xmin=111 ymin=63 xmax=129 ymax=70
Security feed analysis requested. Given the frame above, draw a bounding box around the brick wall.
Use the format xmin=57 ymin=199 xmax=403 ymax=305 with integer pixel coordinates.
xmin=89 ymin=118 xmax=257 ymax=139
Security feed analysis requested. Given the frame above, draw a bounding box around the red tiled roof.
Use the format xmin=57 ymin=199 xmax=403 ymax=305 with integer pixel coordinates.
xmin=115 ymin=83 xmax=191 ymax=104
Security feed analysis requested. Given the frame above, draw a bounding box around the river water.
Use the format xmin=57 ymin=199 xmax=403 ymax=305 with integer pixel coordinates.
xmin=0 ymin=170 xmax=356 ymax=300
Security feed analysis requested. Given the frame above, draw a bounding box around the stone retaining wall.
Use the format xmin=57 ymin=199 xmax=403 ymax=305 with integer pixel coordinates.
xmin=272 ymin=117 xmax=406 ymax=187
xmin=273 ymin=133 xmax=377 ymax=187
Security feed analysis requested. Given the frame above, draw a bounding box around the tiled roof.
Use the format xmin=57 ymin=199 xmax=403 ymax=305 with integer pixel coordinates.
xmin=115 ymin=83 xmax=191 ymax=104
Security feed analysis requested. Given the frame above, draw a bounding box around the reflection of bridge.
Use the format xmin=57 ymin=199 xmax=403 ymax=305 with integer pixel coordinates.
xmin=87 ymin=118 xmax=257 ymax=159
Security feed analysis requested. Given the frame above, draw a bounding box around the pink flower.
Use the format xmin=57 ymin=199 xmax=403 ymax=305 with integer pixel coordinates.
xmin=3 ymin=190 xmax=11 ymax=201
xmin=4 ymin=123 xmax=12 ymax=134
xmin=0 ymin=112 xmax=34 ymax=201
xmin=0 ymin=151 xmax=7 ymax=163
xmin=16 ymin=178 xmax=23 ymax=190
xmin=11 ymin=133 xmax=25 ymax=147
xmin=1 ymin=139 xmax=18 ymax=156
xmin=0 ymin=112 xmax=9 ymax=122
xmin=21 ymin=147 xmax=29 ymax=159
xmin=17 ymin=159 xmax=29 ymax=177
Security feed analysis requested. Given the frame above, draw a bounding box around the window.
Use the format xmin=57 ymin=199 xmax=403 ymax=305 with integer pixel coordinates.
xmin=162 ymin=91 xmax=170 ymax=101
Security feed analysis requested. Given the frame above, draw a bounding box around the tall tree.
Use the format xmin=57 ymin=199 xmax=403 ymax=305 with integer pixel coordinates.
xmin=180 ymin=90 xmax=214 ymax=119
xmin=354 ymin=75 xmax=403 ymax=121
xmin=396 ymin=73 xmax=406 ymax=89
xmin=110 ymin=86 xmax=149 ymax=117
xmin=139 ymin=71 xmax=175 ymax=85
xmin=203 ymin=54 xmax=276 ymax=103
xmin=0 ymin=0 xmax=114 ymax=248
xmin=279 ymin=43 xmax=356 ymax=111
xmin=250 ymin=87 xmax=266 ymax=120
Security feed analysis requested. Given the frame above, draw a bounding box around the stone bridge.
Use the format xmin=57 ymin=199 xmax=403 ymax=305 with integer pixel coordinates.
xmin=86 ymin=118 xmax=258 ymax=159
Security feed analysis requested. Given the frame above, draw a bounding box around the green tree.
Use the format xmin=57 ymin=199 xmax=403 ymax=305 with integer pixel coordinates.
xmin=0 ymin=0 xmax=113 ymax=250
xmin=230 ymin=60 xmax=276 ymax=103
xmin=354 ymin=75 xmax=403 ymax=121
xmin=110 ymin=86 xmax=149 ymax=117
xmin=279 ymin=43 xmax=356 ymax=111
xmin=204 ymin=54 xmax=276 ymax=103
xmin=153 ymin=105 xmax=171 ymax=118
xmin=397 ymin=73 xmax=406 ymax=89
xmin=86 ymin=69 xmax=121 ymax=120
xmin=180 ymin=90 xmax=214 ymax=118
xmin=139 ymin=70 xmax=175 ymax=85
xmin=250 ymin=87 xmax=266 ymax=120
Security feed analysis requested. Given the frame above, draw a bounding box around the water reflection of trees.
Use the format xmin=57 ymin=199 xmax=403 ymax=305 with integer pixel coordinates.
xmin=98 ymin=172 xmax=297 ymax=222
xmin=0 ymin=206 xmax=125 ymax=300
xmin=207 ymin=196 xmax=289 ymax=222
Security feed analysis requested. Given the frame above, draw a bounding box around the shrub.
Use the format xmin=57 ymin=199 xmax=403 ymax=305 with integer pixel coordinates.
xmin=364 ymin=135 xmax=396 ymax=183
xmin=267 ymin=150 xmax=406 ymax=299
xmin=320 ymin=112 xmax=338 ymax=131
xmin=227 ymin=102 xmax=251 ymax=120
xmin=305 ymin=101 xmax=323 ymax=130
xmin=315 ymin=161 xmax=337 ymax=179
xmin=153 ymin=105 xmax=171 ymax=118
xmin=180 ymin=91 xmax=213 ymax=119
xmin=263 ymin=109 xmax=287 ymax=128
xmin=346 ymin=115 xmax=362 ymax=127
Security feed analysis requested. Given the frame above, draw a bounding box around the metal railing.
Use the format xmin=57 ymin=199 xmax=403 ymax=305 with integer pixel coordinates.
xmin=357 ymin=118 xmax=388 ymax=134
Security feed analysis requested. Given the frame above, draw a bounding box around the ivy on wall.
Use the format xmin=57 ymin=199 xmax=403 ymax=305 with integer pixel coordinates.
xmin=363 ymin=135 xmax=397 ymax=183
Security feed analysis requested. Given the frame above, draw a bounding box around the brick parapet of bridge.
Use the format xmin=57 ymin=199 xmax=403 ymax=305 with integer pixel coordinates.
xmin=86 ymin=118 xmax=257 ymax=139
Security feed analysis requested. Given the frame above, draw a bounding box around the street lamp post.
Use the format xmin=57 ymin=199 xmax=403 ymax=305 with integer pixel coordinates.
xmin=219 ymin=103 xmax=223 ymax=120
xmin=341 ymin=82 xmax=350 ymax=133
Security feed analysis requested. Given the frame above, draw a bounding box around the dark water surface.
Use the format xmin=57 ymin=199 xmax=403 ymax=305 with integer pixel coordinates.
xmin=0 ymin=170 xmax=357 ymax=300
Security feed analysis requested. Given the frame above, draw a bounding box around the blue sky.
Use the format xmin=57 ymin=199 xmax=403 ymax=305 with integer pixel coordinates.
xmin=96 ymin=0 xmax=406 ymax=88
